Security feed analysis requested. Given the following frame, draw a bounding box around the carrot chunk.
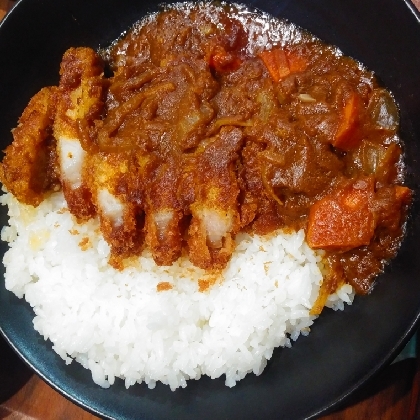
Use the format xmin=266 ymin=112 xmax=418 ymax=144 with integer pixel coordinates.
xmin=258 ymin=47 xmax=290 ymax=82
xmin=307 ymin=178 xmax=376 ymax=251
xmin=332 ymin=92 xmax=361 ymax=150
xmin=259 ymin=48 xmax=308 ymax=83
xmin=286 ymin=51 xmax=307 ymax=73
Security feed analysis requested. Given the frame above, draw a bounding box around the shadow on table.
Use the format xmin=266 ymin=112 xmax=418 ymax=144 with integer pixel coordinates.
xmin=0 ymin=335 xmax=32 ymax=404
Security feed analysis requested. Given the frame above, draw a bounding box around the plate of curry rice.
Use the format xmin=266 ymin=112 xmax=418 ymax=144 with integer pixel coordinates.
xmin=0 ymin=0 xmax=419 ymax=419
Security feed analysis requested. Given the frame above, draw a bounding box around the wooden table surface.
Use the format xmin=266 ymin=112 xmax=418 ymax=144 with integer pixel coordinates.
xmin=1 ymin=0 xmax=420 ymax=419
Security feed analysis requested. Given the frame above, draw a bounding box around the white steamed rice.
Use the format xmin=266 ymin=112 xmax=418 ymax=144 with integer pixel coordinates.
xmin=0 ymin=191 xmax=354 ymax=390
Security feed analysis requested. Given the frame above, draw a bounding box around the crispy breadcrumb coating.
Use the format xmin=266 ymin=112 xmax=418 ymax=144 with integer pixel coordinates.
xmin=54 ymin=47 xmax=106 ymax=220
xmin=0 ymin=87 xmax=59 ymax=206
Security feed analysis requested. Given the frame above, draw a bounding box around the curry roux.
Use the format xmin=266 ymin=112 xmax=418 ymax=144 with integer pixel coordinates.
xmin=0 ymin=2 xmax=412 ymax=297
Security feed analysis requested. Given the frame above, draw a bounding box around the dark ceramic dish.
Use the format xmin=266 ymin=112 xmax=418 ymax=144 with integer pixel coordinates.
xmin=0 ymin=0 xmax=419 ymax=419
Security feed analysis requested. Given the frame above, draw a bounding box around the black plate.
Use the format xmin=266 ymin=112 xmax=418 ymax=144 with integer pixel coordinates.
xmin=0 ymin=0 xmax=420 ymax=419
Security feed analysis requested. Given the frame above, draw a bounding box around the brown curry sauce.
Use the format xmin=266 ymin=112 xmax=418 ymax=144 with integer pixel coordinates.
xmin=0 ymin=2 xmax=412 ymax=301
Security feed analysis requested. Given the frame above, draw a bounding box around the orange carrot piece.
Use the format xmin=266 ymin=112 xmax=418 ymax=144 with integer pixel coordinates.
xmin=258 ymin=47 xmax=290 ymax=83
xmin=333 ymin=92 xmax=361 ymax=150
xmin=286 ymin=51 xmax=307 ymax=73
xmin=307 ymin=178 xmax=376 ymax=251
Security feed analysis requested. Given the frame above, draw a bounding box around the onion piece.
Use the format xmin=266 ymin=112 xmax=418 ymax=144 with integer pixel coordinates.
xmin=367 ymin=88 xmax=399 ymax=130
xmin=298 ymin=93 xmax=316 ymax=103
xmin=261 ymin=166 xmax=283 ymax=206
